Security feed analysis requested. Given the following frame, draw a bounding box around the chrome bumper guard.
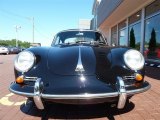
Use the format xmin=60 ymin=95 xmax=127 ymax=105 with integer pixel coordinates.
xmin=117 ymin=77 xmax=127 ymax=109
xmin=9 ymin=77 xmax=151 ymax=110
xmin=33 ymin=78 xmax=44 ymax=110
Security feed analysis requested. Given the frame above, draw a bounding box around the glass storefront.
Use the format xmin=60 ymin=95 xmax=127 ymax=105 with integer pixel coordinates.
xmin=145 ymin=0 xmax=160 ymax=17
xmin=128 ymin=10 xmax=141 ymax=50
xmin=129 ymin=23 xmax=141 ymax=50
xmin=144 ymin=0 xmax=160 ymax=60
xmin=145 ymin=14 xmax=160 ymax=60
xmin=119 ymin=28 xmax=127 ymax=46
xmin=129 ymin=11 xmax=141 ymax=24
xmin=118 ymin=20 xmax=127 ymax=46
xmin=109 ymin=0 xmax=160 ymax=62
xmin=111 ymin=25 xmax=117 ymax=46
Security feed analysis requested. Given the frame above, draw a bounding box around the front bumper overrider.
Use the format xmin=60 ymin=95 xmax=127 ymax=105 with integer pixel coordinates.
xmin=9 ymin=77 xmax=151 ymax=110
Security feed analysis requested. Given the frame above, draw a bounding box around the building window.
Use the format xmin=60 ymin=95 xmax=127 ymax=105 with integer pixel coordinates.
xmin=111 ymin=25 xmax=117 ymax=46
xmin=119 ymin=29 xmax=127 ymax=46
xmin=118 ymin=20 xmax=127 ymax=46
xmin=129 ymin=11 xmax=141 ymax=25
xmin=144 ymin=0 xmax=160 ymax=60
xmin=145 ymin=0 xmax=160 ymax=17
xmin=94 ymin=15 xmax=98 ymax=30
xmin=118 ymin=20 xmax=126 ymax=29
xmin=145 ymin=14 xmax=160 ymax=60
xmin=129 ymin=23 xmax=141 ymax=50
xmin=128 ymin=11 xmax=141 ymax=50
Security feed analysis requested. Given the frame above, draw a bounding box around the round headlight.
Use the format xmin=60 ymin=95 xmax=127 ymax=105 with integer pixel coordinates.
xmin=14 ymin=51 xmax=35 ymax=72
xmin=124 ymin=49 xmax=144 ymax=70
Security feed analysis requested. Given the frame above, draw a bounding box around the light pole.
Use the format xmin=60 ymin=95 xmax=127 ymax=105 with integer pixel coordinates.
xmin=15 ymin=25 xmax=21 ymax=47
xmin=32 ymin=17 xmax=34 ymax=43
xmin=27 ymin=17 xmax=35 ymax=43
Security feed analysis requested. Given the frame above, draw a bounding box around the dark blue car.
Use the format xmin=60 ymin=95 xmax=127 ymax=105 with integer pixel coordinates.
xmin=9 ymin=29 xmax=150 ymax=110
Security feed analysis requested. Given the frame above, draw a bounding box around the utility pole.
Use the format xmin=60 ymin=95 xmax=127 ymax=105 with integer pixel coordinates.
xmin=32 ymin=17 xmax=35 ymax=43
xmin=27 ymin=17 xmax=35 ymax=43
xmin=15 ymin=25 xmax=21 ymax=47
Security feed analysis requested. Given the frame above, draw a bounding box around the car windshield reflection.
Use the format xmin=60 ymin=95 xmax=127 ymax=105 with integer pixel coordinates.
xmin=53 ymin=30 xmax=106 ymax=46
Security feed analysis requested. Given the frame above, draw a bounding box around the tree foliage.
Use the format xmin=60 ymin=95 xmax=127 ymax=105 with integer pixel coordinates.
xmin=0 ymin=39 xmax=30 ymax=48
xmin=129 ymin=28 xmax=135 ymax=48
xmin=148 ymin=28 xmax=156 ymax=51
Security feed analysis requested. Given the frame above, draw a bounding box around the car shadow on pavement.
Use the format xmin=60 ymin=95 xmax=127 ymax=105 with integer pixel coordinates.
xmin=145 ymin=66 xmax=160 ymax=80
xmin=20 ymin=100 xmax=134 ymax=120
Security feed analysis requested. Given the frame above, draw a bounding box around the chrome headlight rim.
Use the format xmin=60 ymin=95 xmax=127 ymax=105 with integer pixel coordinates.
xmin=124 ymin=49 xmax=145 ymax=70
xmin=14 ymin=51 xmax=35 ymax=73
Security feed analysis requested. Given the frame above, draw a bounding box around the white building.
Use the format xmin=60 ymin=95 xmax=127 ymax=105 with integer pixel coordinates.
xmin=79 ymin=19 xmax=91 ymax=29
xmin=92 ymin=0 xmax=160 ymax=65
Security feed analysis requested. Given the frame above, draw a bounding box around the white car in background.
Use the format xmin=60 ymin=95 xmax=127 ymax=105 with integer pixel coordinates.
xmin=0 ymin=46 xmax=9 ymax=55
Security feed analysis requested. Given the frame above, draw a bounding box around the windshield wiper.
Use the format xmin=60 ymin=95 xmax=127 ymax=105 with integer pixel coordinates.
xmin=76 ymin=40 xmax=106 ymax=45
xmin=58 ymin=42 xmax=76 ymax=45
xmin=98 ymin=41 xmax=105 ymax=45
xmin=90 ymin=41 xmax=105 ymax=45
xmin=76 ymin=40 xmax=89 ymax=43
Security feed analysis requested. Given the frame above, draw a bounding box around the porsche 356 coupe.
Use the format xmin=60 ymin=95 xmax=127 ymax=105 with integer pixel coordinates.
xmin=9 ymin=29 xmax=150 ymax=110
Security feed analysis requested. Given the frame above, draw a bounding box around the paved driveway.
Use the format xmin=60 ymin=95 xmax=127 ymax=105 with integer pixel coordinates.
xmin=0 ymin=55 xmax=160 ymax=120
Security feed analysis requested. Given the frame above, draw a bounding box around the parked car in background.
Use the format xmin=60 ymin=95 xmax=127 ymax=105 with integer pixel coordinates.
xmin=8 ymin=46 xmax=21 ymax=54
xmin=9 ymin=29 xmax=150 ymax=110
xmin=144 ymin=47 xmax=160 ymax=59
xmin=20 ymin=47 xmax=26 ymax=51
xmin=0 ymin=46 xmax=9 ymax=55
xmin=30 ymin=43 xmax=41 ymax=48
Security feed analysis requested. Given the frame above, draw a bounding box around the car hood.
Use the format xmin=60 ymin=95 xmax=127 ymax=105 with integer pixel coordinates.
xmin=47 ymin=45 xmax=99 ymax=75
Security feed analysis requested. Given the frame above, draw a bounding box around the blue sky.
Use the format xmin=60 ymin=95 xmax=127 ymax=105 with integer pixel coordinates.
xmin=0 ymin=0 xmax=93 ymax=46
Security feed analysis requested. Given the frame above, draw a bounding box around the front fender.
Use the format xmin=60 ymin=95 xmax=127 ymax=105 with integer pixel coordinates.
xmin=14 ymin=47 xmax=50 ymax=85
xmin=110 ymin=47 xmax=145 ymax=76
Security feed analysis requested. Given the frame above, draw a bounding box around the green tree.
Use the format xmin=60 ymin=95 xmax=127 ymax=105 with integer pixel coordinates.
xmin=0 ymin=39 xmax=30 ymax=48
xmin=148 ymin=28 xmax=156 ymax=51
xmin=129 ymin=28 xmax=135 ymax=48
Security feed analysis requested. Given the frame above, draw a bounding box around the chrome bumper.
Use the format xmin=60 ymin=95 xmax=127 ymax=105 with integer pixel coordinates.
xmin=117 ymin=77 xmax=127 ymax=109
xmin=33 ymin=78 xmax=44 ymax=109
xmin=9 ymin=77 xmax=151 ymax=110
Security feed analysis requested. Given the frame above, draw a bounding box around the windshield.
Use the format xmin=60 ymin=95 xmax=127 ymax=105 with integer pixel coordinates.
xmin=52 ymin=31 xmax=106 ymax=45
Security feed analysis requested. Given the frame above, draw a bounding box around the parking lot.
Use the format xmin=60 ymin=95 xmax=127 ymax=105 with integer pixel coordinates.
xmin=0 ymin=55 xmax=160 ymax=120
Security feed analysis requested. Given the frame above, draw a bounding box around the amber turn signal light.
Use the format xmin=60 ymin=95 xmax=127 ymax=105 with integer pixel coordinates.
xmin=135 ymin=74 xmax=143 ymax=81
xmin=16 ymin=76 xmax=24 ymax=84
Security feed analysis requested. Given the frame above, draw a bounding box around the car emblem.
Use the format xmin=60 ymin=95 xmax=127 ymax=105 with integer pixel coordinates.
xmin=75 ymin=47 xmax=85 ymax=72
